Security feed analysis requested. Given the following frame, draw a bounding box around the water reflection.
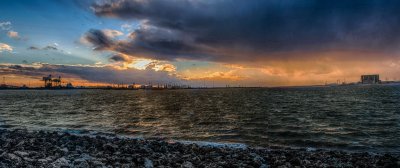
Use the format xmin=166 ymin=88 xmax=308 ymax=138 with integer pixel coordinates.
xmin=0 ymin=85 xmax=399 ymax=152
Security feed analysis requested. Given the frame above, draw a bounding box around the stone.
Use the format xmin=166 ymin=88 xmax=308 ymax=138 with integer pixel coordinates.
xmin=38 ymin=159 xmax=49 ymax=164
xmin=181 ymin=161 xmax=194 ymax=168
xmin=303 ymin=159 xmax=311 ymax=165
xmin=144 ymin=158 xmax=154 ymax=168
xmin=90 ymin=160 xmax=106 ymax=167
xmin=73 ymin=158 xmax=90 ymax=168
xmin=122 ymin=163 xmax=135 ymax=168
xmin=6 ymin=153 xmax=22 ymax=162
xmin=50 ymin=157 xmax=70 ymax=168
xmin=103 ymin=143 xmax=117 ymax=153
xmin=253 ymin=155 xmax=266 ymax=164
xmin=23 ymin=157 xmax=35 ymax=162
xmin=290 ymin=158 xmax=301 ymax=166
xmin=306 ymin=147 xmax=316 ymax=152
xmin=60 ymin=148 xmax=69 ymax=154
xmin=14 ymin=151 xmax=29 ymax=157
xmin=79 ymin=153 xmax=93 ymax=161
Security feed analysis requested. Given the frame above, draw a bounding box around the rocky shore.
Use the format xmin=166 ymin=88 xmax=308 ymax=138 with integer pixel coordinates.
xmin=0 ymin=129 xmax=399 ymax=168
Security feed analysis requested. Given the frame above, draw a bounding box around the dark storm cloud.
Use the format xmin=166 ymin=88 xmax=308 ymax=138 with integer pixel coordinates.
xmin=84 ymin=29 xmax=114 ymax=50
xmin=88 ymin=0 xmax=400 ymax=62
xmin=83 ymin=27 xmax=208 ymax=60
xmin=0 ymin=64 xmax=180 ymax=84
xmin=108 ymin=54 xmax=132 ymax=62
xmin=109 ymin=54 xmax=127 ymax=62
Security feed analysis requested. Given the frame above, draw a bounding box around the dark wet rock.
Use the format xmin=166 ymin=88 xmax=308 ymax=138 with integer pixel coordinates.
xmin=5 ymin=153 xmax=22 ymax=163
xmin=251 ymin=152 xmax=266 ymax=165
xmin=37 ymin=158 xmax=50 ymax=164
xmin=290 ymin=157 xmax=301 ymax=166
xmin=181 ymin=161 xmax=194 ymax=168
xmin=0 ymin=129 xmax=399 ymax=167
xmin=14 ymin=151 xmax=29 ymax=157
xmin=50 ymin=157 xmax=70 ymax=167
xmin=89 ymin=160 xmax=105 ymax=167
xmin=73 ymin=158 xmax=89 ymax=168
xmin=103 ymin=143 xmax=117 ymax=154
xmin=144 ymin=157 xmax=154 ymax=168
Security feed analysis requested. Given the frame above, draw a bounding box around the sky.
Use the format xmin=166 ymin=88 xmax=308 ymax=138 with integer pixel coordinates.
xmin=1 ymin=0 xmax=400 ymax=87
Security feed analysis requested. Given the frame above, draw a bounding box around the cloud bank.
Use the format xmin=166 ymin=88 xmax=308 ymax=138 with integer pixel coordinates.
xmin=0 ymin=63 xmax=181 ymax=84
xmin=85 ymin=0 xmax=400 ymax=63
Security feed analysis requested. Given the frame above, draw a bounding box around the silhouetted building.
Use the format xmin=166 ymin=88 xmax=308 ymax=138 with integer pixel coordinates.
xmin=0 ymin=84 xmax=7 ymax=89
xmin=361 ymin=74 xmax=380 ymax=84
xmin=42 ymin=75 xmax=62 ymax=88
xmin=66 ymin=83 xmax=74 ymax=88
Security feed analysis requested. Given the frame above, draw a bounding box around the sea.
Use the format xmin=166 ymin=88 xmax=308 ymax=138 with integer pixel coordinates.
xmin=0 ymin=85 xmax=399 ymax=152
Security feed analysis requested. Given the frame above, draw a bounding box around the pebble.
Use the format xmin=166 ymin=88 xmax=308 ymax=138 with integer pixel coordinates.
xmin=181 ymin=161 xmax=194 ymax=168
xmin=50 ymin=157 xmax=70 ymax=168
xmin=144 ymin=158 xmax=154 ymax=168
xmin=6 ymin=153 xmax=22 ymax=162
xmin=73 ymin=158 xmax=89 ymax=168
xmin=14 ymin=151 xmax=29 ymax=157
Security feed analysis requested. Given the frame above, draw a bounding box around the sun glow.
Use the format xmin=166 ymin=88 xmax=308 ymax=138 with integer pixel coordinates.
xmin=128 ymin=59 xmax=153 ymax=70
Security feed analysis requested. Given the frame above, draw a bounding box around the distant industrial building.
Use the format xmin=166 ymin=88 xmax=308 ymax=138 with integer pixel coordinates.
xmin=66 ymin=83 xmax=74 ymax=88
xmin=41 ymin=75 xmax=75 ymax=89
xmin=361 ymin=74 xmax=380 ymax=84
xmin=42 ymin=75 xmax=62 ymax=88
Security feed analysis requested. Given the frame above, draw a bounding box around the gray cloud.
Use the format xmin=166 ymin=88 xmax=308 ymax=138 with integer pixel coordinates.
xmin=28 ymin=45 xmax=58 ymax=51
xmin=42 ymin=45 xmax=58 ymax=51
xmin=0 ymin=63 xmax=181 ymax=84
xmin=109 ymin=54 xmax=131 ymax=62
xmin=84 ymin=29 xmax=114 ymax=50
xmin=83 ymin=28 xmax=207 ymax=61
xmin=87 ymin=0 xmax=400 ymax=62
xmin=28 ymin=46 xmax=39 ymax=50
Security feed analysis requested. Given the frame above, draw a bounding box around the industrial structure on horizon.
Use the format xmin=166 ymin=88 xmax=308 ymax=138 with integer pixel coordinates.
xmin=40 ymin=75 xmax=190 ymax=90
xmin=2 ymin=73 xmax=400 ymax=90
xmin=361 ymin=74 xmax=381 ymax=84
xmin=42 ymin=75 xmax=62 ymax=88
xmin=42 ymin=75 xmax=74 ymax=89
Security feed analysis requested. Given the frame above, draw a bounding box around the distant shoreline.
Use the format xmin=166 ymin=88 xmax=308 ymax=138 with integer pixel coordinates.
xmin=1 ymin=83 xmax=400 ymax=91
xmin=0 ymin=129 xmax=399 ymax=167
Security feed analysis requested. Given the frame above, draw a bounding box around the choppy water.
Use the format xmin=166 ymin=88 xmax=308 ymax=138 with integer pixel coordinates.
xmin=0 ymin=85 xmax=399 ymax=152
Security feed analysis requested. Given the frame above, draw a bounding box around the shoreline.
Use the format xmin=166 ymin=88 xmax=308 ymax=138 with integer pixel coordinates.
xmin=0 ymin=129 xmax=399 ymax=167
xmin=1 ymin=82 xmax=400 ymax=91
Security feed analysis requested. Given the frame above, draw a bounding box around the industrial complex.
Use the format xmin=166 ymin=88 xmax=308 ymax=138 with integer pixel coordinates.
xmin=1 ymin=74 xmax=400 ymax=90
